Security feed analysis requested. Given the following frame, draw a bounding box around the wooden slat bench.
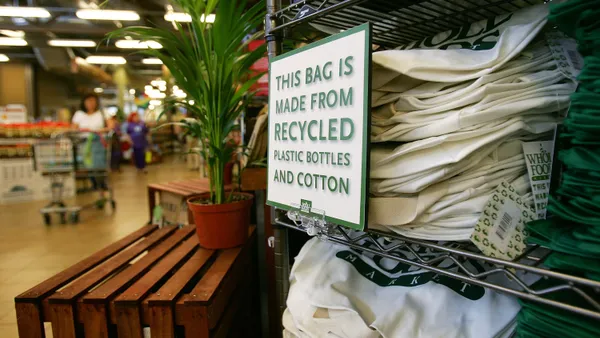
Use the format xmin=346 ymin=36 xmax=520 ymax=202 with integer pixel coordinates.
xmin=15 ymin=225 xmax=258 ymax=338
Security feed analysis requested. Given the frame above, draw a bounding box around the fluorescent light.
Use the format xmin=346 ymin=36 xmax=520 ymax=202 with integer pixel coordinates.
xmin=164 ymin=12 xmax=190 ymax=23
xmin=142 ymin=58 xmax=162 ymax=65
xmin=148 ymin=92 xmax=166 ymax=99
xmin=149 ymin=100 xmax=162 ymax=106
xmin=48 ymin=39 xmax=96 ymax=47
xmin=0 ymin=37 xmax=27 ymax=46
xmin=0 ymin=54 xmax=9 ymax=62
xmin=85 ymin=56 xmax=126 ymax=65
xmin=203 ymin=14 xmax=216 ymax=23
xmin=115 ymin=39 xmax=162 ymax=49
xmin=164 ymin=12 xmax=215 ymax=23
xmin=129 ymin=89 xmax=136 ymax=95
xmin=94 ymin=87 xmax=104 ymax=93
xmin=144 ymin=85 xmax=153 ymax=92
xmin=76 ymin=9 xmax=139 ymax=21
xmin=151 ymin=80 xmax=166 ymax=87
xmin=0 ymin=6 xmax=50 ymax=18
xmin=158 ymin=85 xmax=167 ymax=92
xmin=0 ymin=30 xmax=24 ymax=38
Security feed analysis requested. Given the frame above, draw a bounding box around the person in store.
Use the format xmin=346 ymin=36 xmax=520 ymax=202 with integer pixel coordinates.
xmin=126 ymin=112 xmax=149 ymax=173
xmin=72 ymin=93 xmax=115 ymax=132
xmin=72 ymin=93 xmax=115 ymax=201
xmin=107 ymin=111 xmax=123 ymax=172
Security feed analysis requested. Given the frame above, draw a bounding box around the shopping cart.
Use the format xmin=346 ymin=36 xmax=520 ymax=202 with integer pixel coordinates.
xmin=35 ymin=131 xmax=116 ymax=225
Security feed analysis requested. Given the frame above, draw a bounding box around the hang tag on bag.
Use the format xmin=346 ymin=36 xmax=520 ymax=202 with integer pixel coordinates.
xmin=545 ymin=30 xmax=584 ymax=81
xmin=522 ymin=140 xmax=554 ymax=219
xmin=470 ymin=181 xmax=536 ymax=260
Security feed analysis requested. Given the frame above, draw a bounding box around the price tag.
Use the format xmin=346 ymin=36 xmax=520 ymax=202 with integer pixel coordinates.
xmin=470 ymin=181 xmax=536 ymax=260
xmin=267 ymin=23 xmax=372 ymax=231
xmin=546 ymin=30 xmax=583 ymax=81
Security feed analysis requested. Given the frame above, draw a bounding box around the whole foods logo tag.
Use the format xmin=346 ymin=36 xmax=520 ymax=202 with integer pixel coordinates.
xmin=300 ymin=199 xmax=312 ymax=213
xmin=525 ymin=145 xmax=552 ymax=181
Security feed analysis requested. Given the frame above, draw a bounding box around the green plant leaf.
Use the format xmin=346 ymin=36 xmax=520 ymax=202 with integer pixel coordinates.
xmin=109 ymin=0 xmax=265 ymax=204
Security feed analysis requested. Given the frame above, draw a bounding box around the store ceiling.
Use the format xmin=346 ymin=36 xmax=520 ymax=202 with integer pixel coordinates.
xmin=1 ymin=0 xmax=261 ymax=80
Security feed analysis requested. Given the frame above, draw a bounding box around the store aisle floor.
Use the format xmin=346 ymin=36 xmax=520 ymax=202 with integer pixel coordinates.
xmin=0 ymin=158 xmax=201 ymax=338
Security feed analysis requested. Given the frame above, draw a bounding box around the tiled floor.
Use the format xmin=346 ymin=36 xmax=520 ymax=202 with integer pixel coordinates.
xmin=0 ymin=158 xmax=199 ymax=337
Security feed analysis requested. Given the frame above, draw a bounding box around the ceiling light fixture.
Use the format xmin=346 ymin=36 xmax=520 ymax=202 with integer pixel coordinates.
xmin=0 ymin=54 xmax=9 ymax=62
xmin=0 ymin=6 xmax=51 ymax=18
xmin=0 ymin=30 xmax=24 ymax=38
xmin=85 ymin=56 xmax=126 ymax=65
xmin=149 ymin=100 xmax=162 ymax=106
xmin=129 ymin=89 xmax=136 ymax=95
xmin=48 ymin=39 xmax=96 ymax=47
xmin=164 ymin=12 xmax=215 ymax=23
xmin=148 ymin=92 xmax=166 ymax=99
xmin=76 ymin=9 xmax=140 ymax=21
xmin=115 ymin=39 xmax=162 ymax=49
xmin=142 ymin=58 xmax=163 ymax=65
xmin=94 ymin=87 xmax=104 ymax=93
xmin=0 ymin=37 xmax=27 ymax=46
xmin=150 ymin=80 xmax=166 ymax=87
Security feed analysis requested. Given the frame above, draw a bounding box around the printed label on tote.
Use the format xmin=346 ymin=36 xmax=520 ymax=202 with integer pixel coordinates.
xmin=522 ymin=141 xmax=554 ymax=219
xmin=546 ymin=31 xmax=583 ymax=81
xmin=335 ymin=239 xmax=486 ymax=300
xmin=471 ymin=181 xmax=536 ymax=261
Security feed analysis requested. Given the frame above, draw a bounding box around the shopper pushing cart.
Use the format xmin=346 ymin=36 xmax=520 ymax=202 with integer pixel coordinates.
xmin=37 ymin=93 xmax=117 ymax=224
xmin=36 ymin=130 xmax=116 ymax=224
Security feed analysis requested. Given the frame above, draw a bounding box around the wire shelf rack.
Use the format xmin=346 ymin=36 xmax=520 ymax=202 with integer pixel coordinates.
xmin=274 ymin=210 xmax=600 ymax=320
xmin=268 ymin=0 xmax=546 ymax=48
xmin=265 ymin=0 xmax=600 ymax=326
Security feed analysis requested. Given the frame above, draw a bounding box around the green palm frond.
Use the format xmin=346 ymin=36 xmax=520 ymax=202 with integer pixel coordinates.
xmin=108 ymin=0 xmax=266 ymax=204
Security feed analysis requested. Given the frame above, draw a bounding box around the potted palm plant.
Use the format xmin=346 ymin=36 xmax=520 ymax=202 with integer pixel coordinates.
xmin=109 ymin=0 xmax=266 ymax=249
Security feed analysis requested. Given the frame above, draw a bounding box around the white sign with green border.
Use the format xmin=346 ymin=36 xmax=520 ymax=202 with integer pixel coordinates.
xmin=266 ymin=23 xmax=372 ymax=231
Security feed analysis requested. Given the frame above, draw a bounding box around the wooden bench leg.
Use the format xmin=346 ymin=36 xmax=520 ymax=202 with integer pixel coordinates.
xmin=115 ymin=305 xmax=144 ymax=338
xmin=181 ymin=304 xmax=209 ymax=338
xmin=149 ymin=305 xmax=176 ymax=338
xmin=16 ymin=302 xmax=46 ymax=338
xmin=148 ymin=187 xmax=156 ymax=223
xmin=49 ymin=303 xmax=78 ymax=338
xmin=81 ymin=303 xmax=109 ymax=338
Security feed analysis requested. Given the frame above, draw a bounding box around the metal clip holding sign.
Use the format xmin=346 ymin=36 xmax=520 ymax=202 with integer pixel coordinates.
xmin=286 ymin=202 xmax=336 ymax=238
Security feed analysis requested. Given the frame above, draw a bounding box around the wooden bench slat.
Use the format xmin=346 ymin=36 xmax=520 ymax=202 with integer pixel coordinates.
xmin=185 ymin=248 xmax=241 ymax=303
xmin=181 ymin=228 xmax=256 ymax=329
xmin=15 ymin=225 xmax=158 ymax=302
xmin=114 ymin=234 xmax=200 ymax=304
xmin=48 ymin=226 xmax=177 ymax=303
xmin=148 ymin=183 xmax=197 ymax=196
xmin=210 ymin=263 xmax=255 ymax=338
xmin=82 ymin=226 xmax=195 ymax=304
xmin=145 ymin=248 xmax=215 ymax=305
xmin=168 ymin=181 xmax=207 ymax=190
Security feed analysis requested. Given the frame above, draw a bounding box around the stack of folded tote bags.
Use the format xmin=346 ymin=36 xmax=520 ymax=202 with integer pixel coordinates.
xmin=368 ymin=4 xmax=577 ymax=241
xmin=516 ymin=1 xmax=600 ymax=337
xmin=283 ymin=237 xmax=526 ymax=338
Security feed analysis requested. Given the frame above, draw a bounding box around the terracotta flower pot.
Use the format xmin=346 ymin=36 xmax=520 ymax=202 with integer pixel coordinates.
xmin=187 ymin=192 xmax=254 ymax=249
